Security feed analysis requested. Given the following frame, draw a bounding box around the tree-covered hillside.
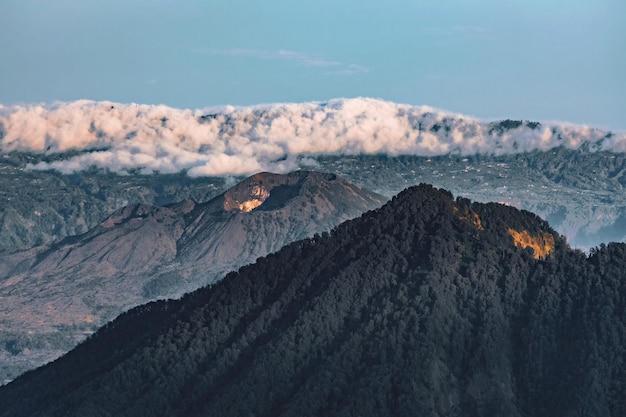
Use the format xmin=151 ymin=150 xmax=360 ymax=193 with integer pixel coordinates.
xmin=1 ymin=184 xmax=625 ymax=417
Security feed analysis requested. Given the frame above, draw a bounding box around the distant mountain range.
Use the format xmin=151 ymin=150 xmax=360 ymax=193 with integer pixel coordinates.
xmin=1 ymin=99 xmax=626 ymax=252
xmin=2 ymin=184 xmax=624 ymax=417
xmin=0 ymin=171 xmax=384 ymax=383
xmin=3 ymin=147 xmax=626 ymax=252
xmin=314 ymin=149 xmax=626 ymax=249
xmin=0 ymin=153 xmax=230 ymax=251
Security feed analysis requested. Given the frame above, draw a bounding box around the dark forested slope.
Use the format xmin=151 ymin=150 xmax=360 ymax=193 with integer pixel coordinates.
xmin=1 ymin=184 xmax=625 ymax=417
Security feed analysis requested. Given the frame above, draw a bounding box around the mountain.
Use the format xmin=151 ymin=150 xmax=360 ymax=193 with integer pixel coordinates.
xmin=2 ymin=184 xmax=624 ymax=417
xmin=0 ymin=171 xmax=385 ymax=383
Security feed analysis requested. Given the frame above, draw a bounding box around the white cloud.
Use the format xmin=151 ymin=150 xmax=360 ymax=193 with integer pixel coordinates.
xmin=205 ymin=48 xmax=341 ymax=68
xmin=200 ymin=47 xmax=370 ymax=75
xmin=0 ymin=98 xmax=622 ymax=177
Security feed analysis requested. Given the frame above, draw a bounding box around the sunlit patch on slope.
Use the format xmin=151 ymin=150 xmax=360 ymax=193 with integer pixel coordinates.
xmin=508 ymin=229 xmax=555 ymax=259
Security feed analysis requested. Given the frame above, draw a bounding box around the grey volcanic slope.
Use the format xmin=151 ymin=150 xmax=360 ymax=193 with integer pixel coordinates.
xmin=0 ymin=170 xmax=385 ymax=383
xmin=1 ymin=185 xmax=624 ymax=417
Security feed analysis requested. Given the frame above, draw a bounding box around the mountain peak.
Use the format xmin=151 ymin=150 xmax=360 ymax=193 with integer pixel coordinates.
xmin=222 ymin=172 xmax=278 ymax=212
xmin=221 ymin=171 xmax=339 ymax=213
xmin=386 ymin=183 xmax=561 ymax=260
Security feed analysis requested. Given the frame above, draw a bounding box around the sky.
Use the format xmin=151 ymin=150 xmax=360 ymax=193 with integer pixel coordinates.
xmin=1 ymin=0 xmax=624 ymax=130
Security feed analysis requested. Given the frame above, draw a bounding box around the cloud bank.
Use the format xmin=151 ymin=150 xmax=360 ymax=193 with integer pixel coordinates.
xmin=0 ymin=98 xmax=623 ymax=176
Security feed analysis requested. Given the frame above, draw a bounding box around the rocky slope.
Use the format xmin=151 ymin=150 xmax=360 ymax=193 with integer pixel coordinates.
xmin=0 ymin=171 xmax=385 ymax=383
xmin=1 ymin=185 xmax=624 ymax=416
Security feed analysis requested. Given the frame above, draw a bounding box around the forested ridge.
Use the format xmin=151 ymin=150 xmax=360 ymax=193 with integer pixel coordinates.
xmin=1 ymin=184 xmax=625 ymax=417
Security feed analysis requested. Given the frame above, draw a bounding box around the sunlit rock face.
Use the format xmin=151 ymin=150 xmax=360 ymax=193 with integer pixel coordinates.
xmin=223 ymin=176 xmax=271 ymax=212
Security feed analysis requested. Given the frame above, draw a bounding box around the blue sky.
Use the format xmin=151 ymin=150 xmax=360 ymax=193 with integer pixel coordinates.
xmin=1 ymin=0 xmax=624 ymax=130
